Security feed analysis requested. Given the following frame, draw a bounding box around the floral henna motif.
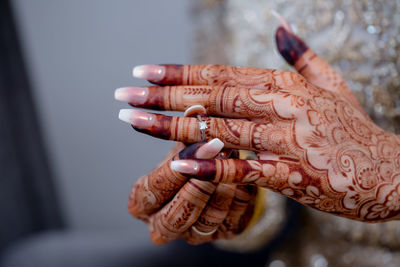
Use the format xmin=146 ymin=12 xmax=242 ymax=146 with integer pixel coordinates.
xmin=136 ymin=65 xmax=400 ymax=222
xmin=250 ymin=81 xmax=400 ymax=222
xmin=116 ymin=16 xmax=400 ymax=247
xmin=127 ymin=65 xmax=400 ymax=222
xmin=119 ymin=19 xmax=400 ymax=226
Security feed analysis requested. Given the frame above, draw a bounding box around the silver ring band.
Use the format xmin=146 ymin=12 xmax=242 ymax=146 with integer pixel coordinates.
xmin=197 ymin=115 xmax=208 ymax=141
xmin=191 ymin=225 xmax=217 ymax=236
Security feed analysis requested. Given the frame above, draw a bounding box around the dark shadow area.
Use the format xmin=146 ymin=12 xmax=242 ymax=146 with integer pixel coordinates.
xmin=0 ymin=0 xmax=63 ymax=256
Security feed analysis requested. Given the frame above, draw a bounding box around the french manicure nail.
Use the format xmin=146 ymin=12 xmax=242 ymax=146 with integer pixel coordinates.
xmin=170 ymin=160 xmax=199 ymax=174
xmin=132 ymin=65 xmax=165 ymax=81
xmin=195 ymin=138 xmax=224 ymax=159
xmin=114 ymin=87 xmax=148 ymax=104
xmin=118 ymin=109 xmax=155 ymax=129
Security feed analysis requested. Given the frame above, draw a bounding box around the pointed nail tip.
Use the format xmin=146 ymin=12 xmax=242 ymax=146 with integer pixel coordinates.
xmin=270 ymin=9 xmax=293 ymax=33
xmin=270 ymin=9 xmax=280 ymax=19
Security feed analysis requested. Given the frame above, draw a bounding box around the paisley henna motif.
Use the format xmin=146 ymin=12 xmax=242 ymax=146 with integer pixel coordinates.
xmin=118 ymin=23 xmax=400 ymax=247
xmin=124 ymin=65 xmax=400 ymax=222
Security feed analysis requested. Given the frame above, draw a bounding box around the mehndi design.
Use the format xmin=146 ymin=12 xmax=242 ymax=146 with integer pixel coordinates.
xmin=117 ymin=22 xmax=400 ymax=246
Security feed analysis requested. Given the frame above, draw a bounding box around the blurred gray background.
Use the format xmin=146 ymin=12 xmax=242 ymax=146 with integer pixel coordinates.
xmin=12 ymin=0 xmax=192 ymax=241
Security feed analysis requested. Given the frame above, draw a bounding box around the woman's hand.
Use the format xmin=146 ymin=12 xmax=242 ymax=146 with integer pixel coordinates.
xmin=127 ymin=134 xmax=256 ymax=245
xmin=117 ymin=24 xmax=400 ymax=222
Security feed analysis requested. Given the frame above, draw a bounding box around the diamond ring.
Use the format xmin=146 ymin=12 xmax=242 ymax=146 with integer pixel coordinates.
xmin=197 ymin=115 xmax=208 ymax=141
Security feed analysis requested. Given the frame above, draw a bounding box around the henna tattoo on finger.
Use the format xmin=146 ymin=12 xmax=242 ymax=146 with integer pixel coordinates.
xmin=149 ymin=179 xmax=215 ymax=244
xmin=192 ymin=183 xmax=236 ymax=234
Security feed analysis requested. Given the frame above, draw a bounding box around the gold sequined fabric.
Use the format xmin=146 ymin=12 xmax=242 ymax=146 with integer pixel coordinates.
xmin=194 ymin=0 xmax=400 ymax=133
xmin=194 ymin=1 xmax=400 ymax=266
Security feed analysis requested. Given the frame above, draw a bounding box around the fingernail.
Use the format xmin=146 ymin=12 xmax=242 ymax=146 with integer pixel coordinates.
xmin=170 ymin=160 xmax=199 ymax=174
xmin=195 ymin=138 xmax=224 ymax=159
xmin=118 ymin=109 xmax=155 ymax=129
xmin=275 ymin=26 xmax=308 ymax=65
xmin=114 ymin=87 xmax=148 ymax=104
xmin=132 ymin=65 xmax=165 ymax=81
xmin=271 ymin=10 xmax=293 ymax=33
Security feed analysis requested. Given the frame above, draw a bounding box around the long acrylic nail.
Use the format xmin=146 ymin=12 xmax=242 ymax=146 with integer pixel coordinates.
xmin=118 ymin=109 xmax=155 ymax=129
xmin=195 ymin=138 xmax=224 ymax=159
xmin=170 ymin=160 xmax=199 ymax=174
xmin=114 ymin=87 xmax=148 ymax=104
xmin=271 ymin=10 xmax=293 ymax=33
xmin=132 ymin=65 xmax=165 ymax=81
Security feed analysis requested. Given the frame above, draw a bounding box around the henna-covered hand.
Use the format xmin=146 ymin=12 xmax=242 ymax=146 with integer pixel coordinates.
xmin=117 ymin=23 xmax=400 ymax=222
xmin=127 ymin=125 xmax=256 ymax=245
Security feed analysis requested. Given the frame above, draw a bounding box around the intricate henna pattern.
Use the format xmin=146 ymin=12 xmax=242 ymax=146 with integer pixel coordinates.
xmin=128 ymin=65 xmax=400 ymax=222
xmin=119 ymin=23 xmax=400 ymax=247
xmin=128 ymin=134 xmax=255 ymax=245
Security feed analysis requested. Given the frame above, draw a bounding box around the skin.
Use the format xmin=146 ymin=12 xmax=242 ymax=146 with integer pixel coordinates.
xmin=119 ymin=24 xmax=400 ymax=245
xmin=128 ymin=107 xmax=256 ymax=245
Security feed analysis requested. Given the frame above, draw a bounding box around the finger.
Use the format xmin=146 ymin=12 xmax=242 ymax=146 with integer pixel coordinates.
xmin=128 ymin=139 xmax=224 ymax=220
xmin=154 ymin=105 xmax=208 ymax=167
xmin=132 ymin=64 xmax=296 ymax=90
xmin=152 ymin=137 xmax=230 ymax=245
xmin=185 ymin=183 xmax=236 ymax=244
xmin=217 ymin=185 xmax=256 ymax=239
xmin=183 ymin=184 xmax=255 ymax=245
xmin=275 ymin=20 xmax=362 ymax=110
xmin=170 ymin=159 xmax=302 ymax=190
xmin=118 ymin=109 xmax=294 ymax=156
xmin=115 ymin=85 xmax=292 ymax=120
xmin=148 ymin=179 xmax=216 ymax=245
xmin=171 ymin=158 xmax=340 ymax=219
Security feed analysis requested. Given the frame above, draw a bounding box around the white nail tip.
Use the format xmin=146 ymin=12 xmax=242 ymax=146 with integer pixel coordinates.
xmin=132 ymin=65 xmax=147 ymax=78
xmin=114 ymin=87 xmax=129 ymax=101
xmin=170 ymin=161 xmax=183 ymax=172
xmin=118 ymin=109 xmax=133 ymax=123
xmin=208 ymin=138 xmax=224 ymax=150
